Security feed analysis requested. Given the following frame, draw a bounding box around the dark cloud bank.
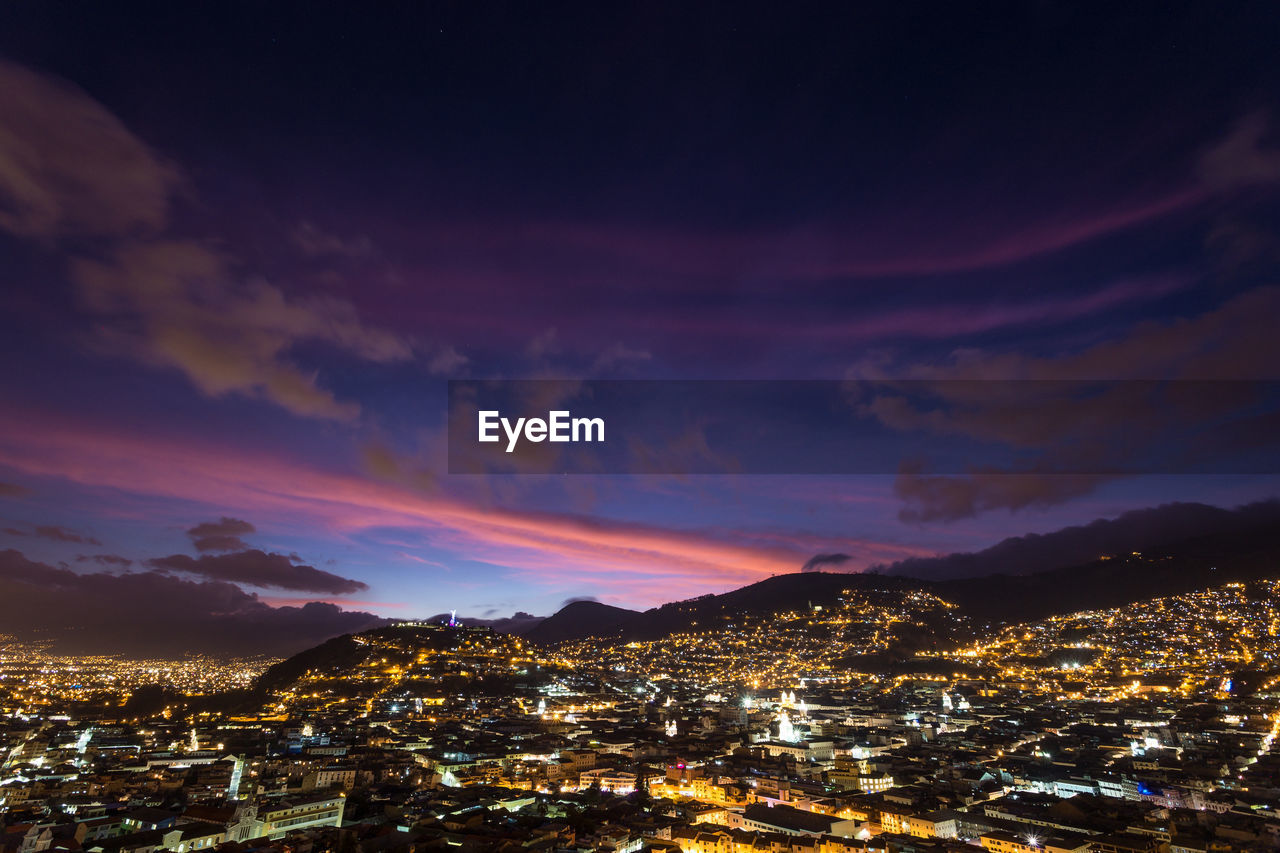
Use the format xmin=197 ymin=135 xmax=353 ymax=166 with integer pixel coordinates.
xmin=3 ymin=524 xmax=101 ymax=545
xmin=801 ymin=553 xmax=853 ymax=573
xmin=0 ymin=515 xmax=377 ymax=657
xmin=0 ymin=549 xmax=385 ymax=657
xmin=150 ymin=549 xmax=368 ymax=595
xmin=186 ymin=516 xmax=255 ymax=552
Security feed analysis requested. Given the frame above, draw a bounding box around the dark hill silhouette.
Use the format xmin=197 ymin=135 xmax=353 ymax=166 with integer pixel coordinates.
xmin=935 ymin=519 xmax=1280 ymax=621
xmin=522 ymin=600 xmax=643 ymax=644
xmin=522 ymin=572 xmax=920 ymax=644
xmin=521 ymin=514 xmax=1280 ymax=643
xmin=883 ymin=499 xmax=1280 ymax=580
xmin=256 ymin=633 xmax=371 ymax=692
xmin=258 ymin=507 xmax=1280 ymax=689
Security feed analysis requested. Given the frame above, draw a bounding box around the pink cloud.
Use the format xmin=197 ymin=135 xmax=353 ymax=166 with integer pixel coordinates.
xmin=258 ymin=596 xmax=409 ymax=610
xmin=0 ymin=413 xmax=927 ymax=605
xmin=644 ymin=273 xmax=1191 ymax=342
xmin=382 ymin=186 xmax=1205 ymax=295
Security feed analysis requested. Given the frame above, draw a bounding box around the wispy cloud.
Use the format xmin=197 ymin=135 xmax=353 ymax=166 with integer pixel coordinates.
xmin=854 ymin=287 xmax=1280 ymax=521
xmin=0 ymin=59 xmax=179 ymax=238
xmin=2 ymin=524 xmax=101 ymax=545
xmin=0 ymin=414 xmax=926 ymax=604
xmin=0 ymin=59 xmax=418 ymax=421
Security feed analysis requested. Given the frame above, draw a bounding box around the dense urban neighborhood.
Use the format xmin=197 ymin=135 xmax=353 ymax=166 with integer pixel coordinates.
xmin=5 ymin=579 xmax=1280 ymax=853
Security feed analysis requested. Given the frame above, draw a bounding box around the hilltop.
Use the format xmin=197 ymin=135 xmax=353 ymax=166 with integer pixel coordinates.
xmin=522 ymin=516 xmax=1280 ymax=644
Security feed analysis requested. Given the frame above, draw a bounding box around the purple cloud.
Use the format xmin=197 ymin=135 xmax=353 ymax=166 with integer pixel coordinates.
xmin=0 ymin=549 xmax=383 ymax=656
xmin=186 ymin=516 xmax=256 ymax=552
xmin=149 ymin=549 xmax=368 ymax=595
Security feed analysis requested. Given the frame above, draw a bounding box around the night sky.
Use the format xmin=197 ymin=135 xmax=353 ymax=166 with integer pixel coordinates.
xmin=1 ymin=4 xmax=1279 ymax=654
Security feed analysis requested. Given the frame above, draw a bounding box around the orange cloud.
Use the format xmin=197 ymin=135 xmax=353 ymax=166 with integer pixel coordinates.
xmin=0 ymin=412 xmax=925 ymax=602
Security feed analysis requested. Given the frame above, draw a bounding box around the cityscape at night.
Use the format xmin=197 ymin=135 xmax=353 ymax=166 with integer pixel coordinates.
xmin=3 ymin=3 xmax=1280 ymax=853
xmin=9 ymin=578 xmax=1280 ymax=852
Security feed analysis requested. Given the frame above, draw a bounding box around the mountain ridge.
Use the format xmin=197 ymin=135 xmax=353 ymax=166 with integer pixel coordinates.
xmin=251 ymin=510 xmax=1280 ymax=693
xmin=520 ymin=517 xmax=1280 ymax=644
